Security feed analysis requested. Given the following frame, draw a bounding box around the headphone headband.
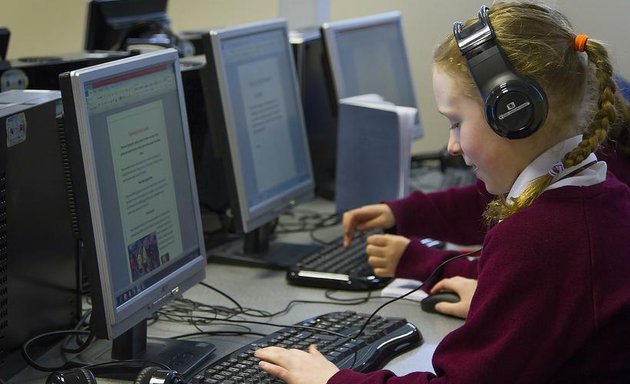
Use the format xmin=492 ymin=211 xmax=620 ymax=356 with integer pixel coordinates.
xmin=453 ymin=6 xmax=493 ymax=55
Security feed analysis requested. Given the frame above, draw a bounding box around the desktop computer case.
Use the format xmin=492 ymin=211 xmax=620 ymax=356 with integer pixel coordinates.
xmin=0 ymin=90 xmax=80 ymax=378
xmin=0 ymin=51 xmax=129 ymax=92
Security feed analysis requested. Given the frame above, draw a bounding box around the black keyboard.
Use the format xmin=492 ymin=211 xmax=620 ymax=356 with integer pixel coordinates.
xmin=286 ymin=232 xmax=443 ymax=290
xmin=191 ymin=310 xmax=423 ymax=384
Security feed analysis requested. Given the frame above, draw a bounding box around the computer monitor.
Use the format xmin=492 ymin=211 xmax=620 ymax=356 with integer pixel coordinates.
xmin=84 ymin=0 xmax=176 ymax=52
xmin=321 ymin=11 xmax=423 ymax=139
xmin=200 ymin=19 xmax=319 ymax=268
xmin=58 ymin=49 xmax=214 ymax=378
xmin=290 ymin=28 xmax=338 ymax=200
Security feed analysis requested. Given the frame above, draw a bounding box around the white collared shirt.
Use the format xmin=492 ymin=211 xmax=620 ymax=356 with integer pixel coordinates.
xmin=507 ymin=135 xmax=607 ymax=200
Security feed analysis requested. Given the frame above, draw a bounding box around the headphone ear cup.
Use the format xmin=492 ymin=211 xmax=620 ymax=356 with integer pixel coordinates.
xmin=453 ymin=6 xmax=548 ymax=140
xmin=46 ymin=367 xmax=97 ymax=384
xmin=484 ymin=78 xmax=548 ymax=139
xmin=134 ymin=366 xmax=184 ymax=384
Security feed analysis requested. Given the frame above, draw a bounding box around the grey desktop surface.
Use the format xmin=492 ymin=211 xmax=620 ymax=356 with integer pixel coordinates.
xmin=7 ymin=197 xmax=463 ymax=383
xmin=185 ymin=197 xmax=463 ymax=376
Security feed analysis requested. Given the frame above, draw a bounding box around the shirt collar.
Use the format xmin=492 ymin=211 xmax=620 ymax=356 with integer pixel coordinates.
xmin=507 ymin=135 xmax=607 ymax=200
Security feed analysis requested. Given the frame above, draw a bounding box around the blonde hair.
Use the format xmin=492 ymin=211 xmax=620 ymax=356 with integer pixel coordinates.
xmin=434 ymin=1 xmax=620 ymax=224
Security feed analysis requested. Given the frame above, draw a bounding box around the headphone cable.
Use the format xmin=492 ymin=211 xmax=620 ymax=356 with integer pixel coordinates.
xmin=348 ymin=247 xmax=482 ymax=368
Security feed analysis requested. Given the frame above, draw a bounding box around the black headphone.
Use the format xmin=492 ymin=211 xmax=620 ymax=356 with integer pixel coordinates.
xmin=453 ymin=5 xmax=548 ymax=139
xmin=46 ymin=364 xmax=184 ymax=384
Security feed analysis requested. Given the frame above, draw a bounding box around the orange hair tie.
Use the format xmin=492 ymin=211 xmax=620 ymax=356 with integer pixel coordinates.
xmin=574 ymin=34 xmax=588 ymax=52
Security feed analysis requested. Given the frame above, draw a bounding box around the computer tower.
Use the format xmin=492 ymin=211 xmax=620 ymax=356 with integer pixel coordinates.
xmin=0 ymin=51 xmax=129 ymax=92
xmin=0 ymin=90 xmax=80 ymax=380
xmin=290 ymin=28 xmax=338 ymax=200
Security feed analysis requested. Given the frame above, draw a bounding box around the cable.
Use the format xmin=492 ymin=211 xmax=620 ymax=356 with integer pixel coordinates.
xmin=147 ymin=252 xmax=479 ymax=373
xmin=22 ymin=329 xmax=93 ymax=372
xmin=348 ymin=248 xmax=482 ymax=368
xmin=179 ymin=316 xmax=347 ymax=338
xmin=172 ymin=330 xmax=268 ymax=339
xmin=277 ymin=208 xmax=339 ymax=234
xmin=324 ymin=289 xmax=372 ymax=304
xmin=47 ymin=359 xmax=175 ymax=376
xmin=160 ymin=281 xmax=374 ymax=325
xmin=61 ymin=310 xmax=94 ymax=354
xmin=199 ymin=282 xmax=244 ymax=314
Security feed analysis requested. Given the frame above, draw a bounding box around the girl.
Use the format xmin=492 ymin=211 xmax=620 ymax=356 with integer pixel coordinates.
xmin=255 ymin=1 xmax=630 ymax=382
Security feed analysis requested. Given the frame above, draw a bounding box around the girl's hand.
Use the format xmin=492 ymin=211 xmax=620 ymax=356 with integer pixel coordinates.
xmin=430 ymin=276 xmax=478 ymax=319
xmin=342 ymin=204 xmax=395 ymax=247
xmin=255 ymin=345 xmax=339 ymax=384
xmin=365 ymin=234 xmax=410 ymax=277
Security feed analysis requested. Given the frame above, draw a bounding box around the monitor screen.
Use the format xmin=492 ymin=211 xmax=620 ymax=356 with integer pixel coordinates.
xmin=201 ymin=19 xmax=318 ymax=267
xmin=58 ymin=49 xmax=213 ymax=377
xmin=84 ymin=0 xmax=173 ymax=52
xmin=321 ymin=11 xmax=423 ymax=139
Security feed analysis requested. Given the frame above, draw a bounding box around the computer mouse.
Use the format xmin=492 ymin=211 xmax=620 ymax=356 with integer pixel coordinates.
xmin=420 ymin=290 xmax=460 ymax=314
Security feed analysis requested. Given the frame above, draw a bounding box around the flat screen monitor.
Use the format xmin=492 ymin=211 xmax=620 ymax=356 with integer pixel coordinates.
xmin=289 ymin=28 xmax=338 ymax=200
xmin=58 ymin=49 xmax=214 ymax=378
xmin=84 ymin=0 xmax=174 ymax=52
xmin=200 ymin=19 xmax=319 ymax=268
xmin=321 ymin=11 xmax=423 ymax=140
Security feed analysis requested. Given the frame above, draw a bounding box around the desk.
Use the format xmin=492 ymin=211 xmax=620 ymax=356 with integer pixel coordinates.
xmin=176 ymin=265 xmax=463 ymax=375
xmin=7 ymin=198 xmax=463 ymax=383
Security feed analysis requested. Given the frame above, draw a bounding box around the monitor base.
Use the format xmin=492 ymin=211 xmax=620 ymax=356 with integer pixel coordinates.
xmin=109 ymin=320 xmax=216 ymax=381
xmin=207 ymin=237 xmax=321 ymax=270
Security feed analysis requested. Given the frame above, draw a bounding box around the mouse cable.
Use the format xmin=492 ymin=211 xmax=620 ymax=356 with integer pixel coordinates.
xmin=354 ymin=247 xmax=482 ymax=337
xmin=348 ymin=247 xmax=482 ymax=368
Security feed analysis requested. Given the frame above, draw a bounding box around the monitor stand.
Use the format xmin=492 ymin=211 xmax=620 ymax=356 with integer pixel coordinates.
xmin=108 ymin=320 xmax=216 ymax=381
xmin=207 ymin=221 xmax=321 ymax=269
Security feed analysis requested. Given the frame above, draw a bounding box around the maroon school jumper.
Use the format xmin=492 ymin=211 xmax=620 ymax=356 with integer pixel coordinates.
xmin=390 ymin=140 xmax=630 ymax=250
xmin=329 ymin=175 xmax=630 ymax=383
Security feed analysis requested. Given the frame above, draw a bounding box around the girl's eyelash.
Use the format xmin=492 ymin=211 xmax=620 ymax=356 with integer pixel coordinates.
xmin=450 ymin=122 xmax=460 ymax=130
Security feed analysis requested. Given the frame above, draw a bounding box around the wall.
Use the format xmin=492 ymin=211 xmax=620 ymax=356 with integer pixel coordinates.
xmin=0 ymin=0 xmax=628 ymax=154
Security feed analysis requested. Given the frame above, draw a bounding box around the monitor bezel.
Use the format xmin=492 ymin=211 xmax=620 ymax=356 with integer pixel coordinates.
xmin=321 ymin=11 xmax=417 ymax=107
xmin=84 ymin=0 xmax=170 ymax=52
xmin=63 ymin=48 xmax=207 ymax=339
xmin=207 ymin=19 xmax=315 ymax=234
